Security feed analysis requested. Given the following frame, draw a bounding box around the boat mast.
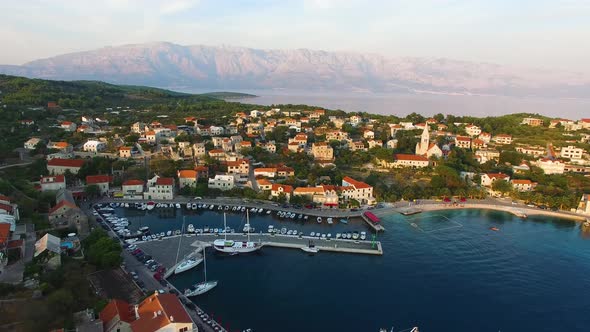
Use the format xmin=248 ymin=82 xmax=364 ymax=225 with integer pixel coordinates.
xmin=202 ymin=245 xmax=207 ymax=282
xmin=223 ymin=213 xmax=227 ymax=241
xmin=246 ymin=209 xmax=250 ymax=242
xmin=174 ymin=216 xmax=185 ymax=265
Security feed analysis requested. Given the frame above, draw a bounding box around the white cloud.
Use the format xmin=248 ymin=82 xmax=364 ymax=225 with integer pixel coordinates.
xmin=160 ymin=0 xmax=200 ymax=15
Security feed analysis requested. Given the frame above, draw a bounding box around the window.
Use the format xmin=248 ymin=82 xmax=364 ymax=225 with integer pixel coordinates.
xmin=179 ymin=327 xmax=188 ymax=332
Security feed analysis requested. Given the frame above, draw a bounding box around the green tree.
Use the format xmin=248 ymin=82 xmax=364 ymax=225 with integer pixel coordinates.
xmin=492 ymin=180 xmax=512 ymax=197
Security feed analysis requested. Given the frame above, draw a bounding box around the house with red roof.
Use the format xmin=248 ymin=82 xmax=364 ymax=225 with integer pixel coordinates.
xmin=481 ymin=173 xmax=510 ymax=187
xmin=271 ymin=184 xmax=293 ymax=201
xmin=341 ymin=176 xmax=375 ymax=205
xmin=177 ymin=170 xmax=198 ymax=188
xmin=144 ymin=176 xmax=174 ymax=200
xmin=122 ymin=180 xmax=144 ymax=199
xmin=391 ymin=154 xmax=430 ymax=168
xmin=40 ymin=175 xmax=66 ymax=192
xmin=511 ymin=179 xmax=537 ymax=192
xmin=100 ymin=299 xmax=135 ymax=332
xmin=47 ymin=158 xmax=85 ymax=175
xmin=100 ymin=293 xmax=193 ymax=332
xmin=227 ymin=159 xmax=249 ymax=176
xmin=86 ymin=175 xmax=113 ymax=195
xmin=60 ymin=121 xmax=77 ymax=132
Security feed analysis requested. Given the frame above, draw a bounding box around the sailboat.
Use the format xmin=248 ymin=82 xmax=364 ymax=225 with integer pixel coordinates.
xmin=174 ymin=257 xmax=203 ymax=274
xmin=213 ymin=211 xmax=263 ymax=254
xmin=184 ymin=247 xmax=217 ymax=296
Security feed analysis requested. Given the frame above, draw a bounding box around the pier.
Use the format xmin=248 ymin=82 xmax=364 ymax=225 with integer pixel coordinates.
xmin=361 ymin=211 xmax=386 ymax=232
xmin=135 ymin=233 xmax=383 ymax=269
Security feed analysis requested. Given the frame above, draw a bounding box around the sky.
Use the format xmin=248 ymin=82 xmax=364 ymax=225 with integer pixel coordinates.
xmin=1 ymin=0 xmax=589 ymax=73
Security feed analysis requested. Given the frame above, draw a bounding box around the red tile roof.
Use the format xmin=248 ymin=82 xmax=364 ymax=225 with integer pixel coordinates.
xmin=48 ymin=200 xmax=77 ymax=214
xmin=0 ymin=223 xmax=10 ymax=246
xmin=0 ymin=195 xmax=11 ymax=203
xmin=99 ymin=299 xmax=135 ymax=327
xmin=86 ymin=175 xmax=113 ymax=184
xmin=486 ymin=173 xmax=510 ymax=179
xmin=0 ymin=203 xmax=13 ymax=213
xmin=130 ymin=293 xmax=192 ymax=332
xmin=394 ymin=154 xmax=429 ymax=161
xmin=123 ymin=179 xmax=144 ymax=186
xmin=47 ymin=158 xmax=85 ymax=168
xmin=178 ymin=170 xmax=197 ymax=179
xmin=511 ymin=179 xmax=533 ymax=184
xmin=271 ymin=184 xmax=293 ymax=194
xmin=342 ymin=176 xmax=372 ymax=189
xmin=156 ymin=178 xmax=174 ymax=186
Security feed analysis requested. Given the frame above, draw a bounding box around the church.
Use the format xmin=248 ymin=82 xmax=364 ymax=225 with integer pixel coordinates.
xmin=415 ymin=125 xmax=443 ymax=158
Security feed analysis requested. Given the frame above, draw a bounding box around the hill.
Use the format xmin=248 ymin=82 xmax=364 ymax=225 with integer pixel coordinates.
xmin=1 ymin=42 xmax=589 ymax=98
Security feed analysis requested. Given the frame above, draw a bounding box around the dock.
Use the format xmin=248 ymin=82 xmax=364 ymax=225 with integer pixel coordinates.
xmin=361 ymin=211 xmax=386 ymax=232
xmin=135 ymin=233 xmax=383 ymax=266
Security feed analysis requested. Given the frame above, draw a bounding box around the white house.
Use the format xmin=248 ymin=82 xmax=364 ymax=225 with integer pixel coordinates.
xmin=480 ymin=173 xmax=510 ymax=187
xmin=465 ymin=124 xmax=482 ymax=136
xmin=341 ymin=176 xmax=375 ymax=205
xmin=40 ymin=175 xmax=66 ymax=192
xmin=83 ymin=140 xmax=107 ymax=153
xmin=208 ymin=174 xmax=235 ymax=191
xmin=86 ymin=175 xmax=112 ymax=195
xmin=391 ymin=154 xmax=430 ymax=168
xmin=511 ymin=179 xmax=537 ymax=192
xmin=177 ymin=170 xmax=198 ymax=188
xmin=122 ymin=180 xmax=144 ymax=199
xmin=560 ymin=146 xmax=584 ymax=160
xmin=534 ymin=158 xmax=565 ymax=175
xmin=143 ymin=176 xmax=174 ymax=200
xmin=24 ymin=137 xmax=43 ymax=150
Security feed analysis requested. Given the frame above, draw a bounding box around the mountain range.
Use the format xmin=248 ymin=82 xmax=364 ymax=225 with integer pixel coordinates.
xmin=1 ymin=42 xmax=588 ymax=98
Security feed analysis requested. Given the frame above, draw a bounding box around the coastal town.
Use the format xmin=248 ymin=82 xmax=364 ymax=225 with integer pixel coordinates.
xmin=0 ymin=76 xmax=590 ymax=331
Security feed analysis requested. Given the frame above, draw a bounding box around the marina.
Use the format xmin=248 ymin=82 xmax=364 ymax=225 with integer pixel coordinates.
xmin=93 ymin=200 xmax=590 ymax=332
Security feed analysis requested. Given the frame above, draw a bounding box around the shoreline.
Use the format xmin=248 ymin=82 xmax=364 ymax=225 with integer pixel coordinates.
xmin=377 ymin=203 xmax=588 ymax=222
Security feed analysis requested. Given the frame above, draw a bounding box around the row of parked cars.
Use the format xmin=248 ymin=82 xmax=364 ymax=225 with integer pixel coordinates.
xmin=123 ymin=243 xmax=168 ymax=289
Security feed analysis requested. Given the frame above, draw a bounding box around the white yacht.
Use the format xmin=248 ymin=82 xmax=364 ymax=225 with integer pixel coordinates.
xmin=213 ymin=212 xmax=263 ymax=254
xmin=174 ymin=257 xmax=203 ymax=274
xmin=184 ymin=248 xmax=217 ymax=296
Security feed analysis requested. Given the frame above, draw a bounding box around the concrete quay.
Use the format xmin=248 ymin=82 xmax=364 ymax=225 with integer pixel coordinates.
xmin=136 ymin=232 xmax=382 ymax=269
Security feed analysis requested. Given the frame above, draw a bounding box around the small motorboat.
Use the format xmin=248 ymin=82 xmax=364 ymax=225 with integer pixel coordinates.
xmin=301 ymin=240 xmax=319 ymax=254
xmin=175 ymin=203 xmax=181 ymax=209
xmin=327 ymin=218 xmax=333 ymax=224
xmin=336 ymin=233 xmax=341 ymax=239
xmin=166 ymin=230 xmax=172 ymax=236
xmin=310 ymin=232 xmax=316 ymax=237
xmin=490 ymin=227 xmax=500 ymax=231
xmin=317 ymin=216 xmax=322 ymax=224
xmin=187 ymin=224 xmax=195 ymax=233
xmin=186 ymin=203 xmax=191 ymax=209
xmin=360 ymin=231 xmax=367 ymax=240
xmin=352 ymin=231 xmax=360 ymax=240
xmin=266 ymin=210 xmax=272 ymax=215
xmin=339 ymin=218 xmax=348 ymax=224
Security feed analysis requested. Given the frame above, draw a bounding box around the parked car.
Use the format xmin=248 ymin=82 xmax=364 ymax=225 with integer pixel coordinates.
xmin=159 ymin=279 xmax=168 ymax=287
xmin=131 ymin=249 xmax=142 ymax=255
xmin=156 ymin=266 xmax=166 ymax=274
xmin=144 ymin=259 xmax=155 ymax=266
xmin=135 ymin=254 xmax=145 ymax=261
xmin=153 ymin=272 xmax=162 ymax=281
xmin=169 ymin=289 xmax=179 ymax=295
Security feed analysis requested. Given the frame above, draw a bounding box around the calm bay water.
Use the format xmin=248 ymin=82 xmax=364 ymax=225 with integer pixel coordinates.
xmin=120 ymin=207 xmax=590 ymax=331
xmin=168 ymin=87 xmax=590 ymax=118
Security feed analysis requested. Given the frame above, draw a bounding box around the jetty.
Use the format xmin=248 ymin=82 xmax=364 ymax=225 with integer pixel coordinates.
xmin=135 ymin=233 xmax=383 ymax=267
xmin=361 ymin=211 xmax=386 ymax=232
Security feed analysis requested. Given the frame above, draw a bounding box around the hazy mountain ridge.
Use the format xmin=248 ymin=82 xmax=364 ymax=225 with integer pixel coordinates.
xmin=1 ymin=42 xmax=588 ymax=97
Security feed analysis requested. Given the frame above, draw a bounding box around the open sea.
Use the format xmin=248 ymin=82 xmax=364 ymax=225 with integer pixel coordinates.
xmin=119 ymin=207 xmax=590 ymax=332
